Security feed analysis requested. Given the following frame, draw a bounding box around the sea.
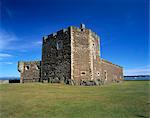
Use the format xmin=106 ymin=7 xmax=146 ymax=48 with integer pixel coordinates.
xmin=124 ymin=76 xmax=150 ymax=80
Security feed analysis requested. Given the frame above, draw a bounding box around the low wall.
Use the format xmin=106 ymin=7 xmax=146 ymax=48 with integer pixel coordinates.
xmin=0 ymin=80 xmax=9 ymax=84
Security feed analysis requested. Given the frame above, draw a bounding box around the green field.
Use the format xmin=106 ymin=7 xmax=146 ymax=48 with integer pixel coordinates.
xmin=0 ymin=81 xmax=149 ymax=118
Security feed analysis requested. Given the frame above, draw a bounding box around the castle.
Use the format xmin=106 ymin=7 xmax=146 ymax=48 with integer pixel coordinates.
xmin=18 ymin=24 xmax=123 ymax=85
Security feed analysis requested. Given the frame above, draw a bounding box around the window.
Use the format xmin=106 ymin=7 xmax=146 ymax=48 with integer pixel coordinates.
xmin=44 ymin=72 xmax=47 ymax=76
xmin=25 ymin=65 xmax=29 ymax=70
xmin=97 ymin=72 xmax=100 ymax=76
xmin=104 ymin=70 xmax=107 ymax=81
xmin=81 ymin=71 xmax=86 ymax=76
xmin=56 ymin=40 xmax=63 ymax=50
xmin=35 ymin=65 xmax=40 ymax=70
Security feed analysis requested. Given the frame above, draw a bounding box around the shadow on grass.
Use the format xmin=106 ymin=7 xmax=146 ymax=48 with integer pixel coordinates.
xmin=135 ymin=114 xmax=147 ymax=118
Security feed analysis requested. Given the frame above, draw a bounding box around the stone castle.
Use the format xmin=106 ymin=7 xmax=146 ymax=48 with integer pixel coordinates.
xmin=18 ymin=24 xmax=123 ymax=85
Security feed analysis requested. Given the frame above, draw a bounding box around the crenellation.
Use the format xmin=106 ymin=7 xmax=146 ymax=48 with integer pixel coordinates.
xmin=62 ymin=28 xmax=68 ymax=33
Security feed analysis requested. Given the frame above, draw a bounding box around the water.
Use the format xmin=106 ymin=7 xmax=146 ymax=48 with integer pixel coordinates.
xmin=0 ymin=77 xmax=20 ymax=80
xmin=124 ymin=76 xmax=150 ymax=80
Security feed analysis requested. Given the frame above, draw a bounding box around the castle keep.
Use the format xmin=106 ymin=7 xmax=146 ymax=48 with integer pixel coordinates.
xmin=18 ymin=24 xmax=123 ymax=85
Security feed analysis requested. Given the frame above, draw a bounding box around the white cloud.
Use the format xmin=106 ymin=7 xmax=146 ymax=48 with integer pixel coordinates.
xmin=0 ymin=53 xmax=12 ymax=58
xmin=0 ymin=62 xmax=13 ymax=65
xmin=124 ymin=66 xmax=150 ymax=75
xmin=0 ymin=30 xmax=42 ymax=50
xmin=0 ymin=30 xmax=18 ymax=50
xmin=35 ymin=41 xmax=42 ymax=45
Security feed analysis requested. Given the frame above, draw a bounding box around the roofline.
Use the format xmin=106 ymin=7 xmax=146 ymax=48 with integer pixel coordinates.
xmin=101 ymin=58 xmax=123 ymax=68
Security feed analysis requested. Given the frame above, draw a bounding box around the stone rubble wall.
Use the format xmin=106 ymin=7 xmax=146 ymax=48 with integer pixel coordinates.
xmin=100 ymin=59 xmax=123 ymax=83
xmin=41 ymin=28 xmax=71 ymax=84
xmin=18 ymin=61 xmax=41 ymax=83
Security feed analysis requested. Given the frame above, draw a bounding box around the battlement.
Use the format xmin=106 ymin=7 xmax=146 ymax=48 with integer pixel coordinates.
xmin=70 ymin=25 xmax=100 ymax=40
xmin=43 ymin=28 xmax=69 ymax=43
xmin=43 ymin=24 xmax=100 ymax=44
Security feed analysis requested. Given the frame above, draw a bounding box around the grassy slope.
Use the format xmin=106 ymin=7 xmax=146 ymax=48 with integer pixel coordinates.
xmin=0 ymin=81 xmax=149 ymax=118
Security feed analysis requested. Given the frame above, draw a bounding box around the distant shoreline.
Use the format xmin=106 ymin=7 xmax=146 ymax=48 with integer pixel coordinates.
xmin=0 ymin=77 xmax=20 ymax=80
xmin=124 ymin=75 xmax=150 ymax=81
xmin=124 ymin=75 xmax=150 ymax=77
xmin=0 ymin=75 xmax=149 ymax=81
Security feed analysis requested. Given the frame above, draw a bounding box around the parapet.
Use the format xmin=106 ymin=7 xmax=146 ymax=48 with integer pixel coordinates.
xmin=43 ymin=28 xmax=69 ymax=43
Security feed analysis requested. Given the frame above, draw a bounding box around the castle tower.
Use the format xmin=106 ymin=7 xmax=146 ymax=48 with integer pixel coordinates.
xmin=41 ymin=24 xmax=101 ymax=85
xmin=70 ymin=24 xmax=101 ymax=85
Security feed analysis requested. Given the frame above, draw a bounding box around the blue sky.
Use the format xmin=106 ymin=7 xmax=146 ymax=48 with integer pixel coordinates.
xmin=0 ymin=0 xmax=149 ymax=77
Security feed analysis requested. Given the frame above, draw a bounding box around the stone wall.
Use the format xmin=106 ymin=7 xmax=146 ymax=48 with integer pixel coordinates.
xmin=70 ymin=26 xmax=92 ymax=85
xmin=18 ymin=24 xmax=123 ymax=85
xmin=18 ymin=61 xmax=41 ymax=83
xmin=0 ymin=80 xmax=9 ymax=84
xmin=100 ymin=59 xmax=123 ymax=83
xmin=70 ymin=25 xmax=123 ymax=85
xmin=41 ymin=28 xmax=71 ymax=84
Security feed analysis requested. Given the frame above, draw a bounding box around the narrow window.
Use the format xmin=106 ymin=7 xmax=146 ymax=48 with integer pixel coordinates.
xmin=104 ymin=70 xmax=107 ymax=81
xmin=44 ymin=72 xmax=47 ymax=76
xmin=56 ymin=40 xmax=63 ymax=50
xmin=97 ymin=72 xmax=100 ymax=76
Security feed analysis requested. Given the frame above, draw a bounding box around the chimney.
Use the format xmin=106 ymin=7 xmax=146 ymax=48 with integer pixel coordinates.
xmin=80 ymin=23 xmax=85 ymax=29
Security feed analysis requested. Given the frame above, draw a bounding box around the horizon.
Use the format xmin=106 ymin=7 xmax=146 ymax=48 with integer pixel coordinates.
xmin=0 ymin=0 xmax=149 ymax=77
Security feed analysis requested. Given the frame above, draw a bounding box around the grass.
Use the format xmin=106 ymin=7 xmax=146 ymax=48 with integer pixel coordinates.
xmin=0 ymin=81 xmax=149 ymax=118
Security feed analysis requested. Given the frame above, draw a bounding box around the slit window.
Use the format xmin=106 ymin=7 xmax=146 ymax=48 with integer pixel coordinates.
xmin=104 ymin=70 xmax=108 ymax=81
xmin=97 ymin=72 xmax=100 ymax=76
xmin=56 ymin=40 xmax=63 ymax=50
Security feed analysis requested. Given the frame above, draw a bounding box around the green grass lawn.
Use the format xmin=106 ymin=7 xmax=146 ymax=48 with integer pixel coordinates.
xmin=0 ymin=81 xmax=149 ymax=118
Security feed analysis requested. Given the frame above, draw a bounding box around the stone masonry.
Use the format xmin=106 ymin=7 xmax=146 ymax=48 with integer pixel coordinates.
xmin=18 ymin=24 xmax=123 ymax=85
xmin=18 ymin=61 xmax=41 ymax=83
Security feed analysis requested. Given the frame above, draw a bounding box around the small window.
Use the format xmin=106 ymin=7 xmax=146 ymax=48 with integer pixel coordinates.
xmin=104 ymin=70 xmax=108 ymax=81
xmin=97 ymin=72 xmax=100 ymax=76
xmin=35 ymin=65 xmax=40 ymax=70
xmin=25 ymin=65 xmax=29 ymax=70
xmin=81 ymin=71 xmax=86 ymax=76
xmin=44 ymin=72 xmax=47 ymax=76
xmin=56 ymin=40 xmax=63 ymax=50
